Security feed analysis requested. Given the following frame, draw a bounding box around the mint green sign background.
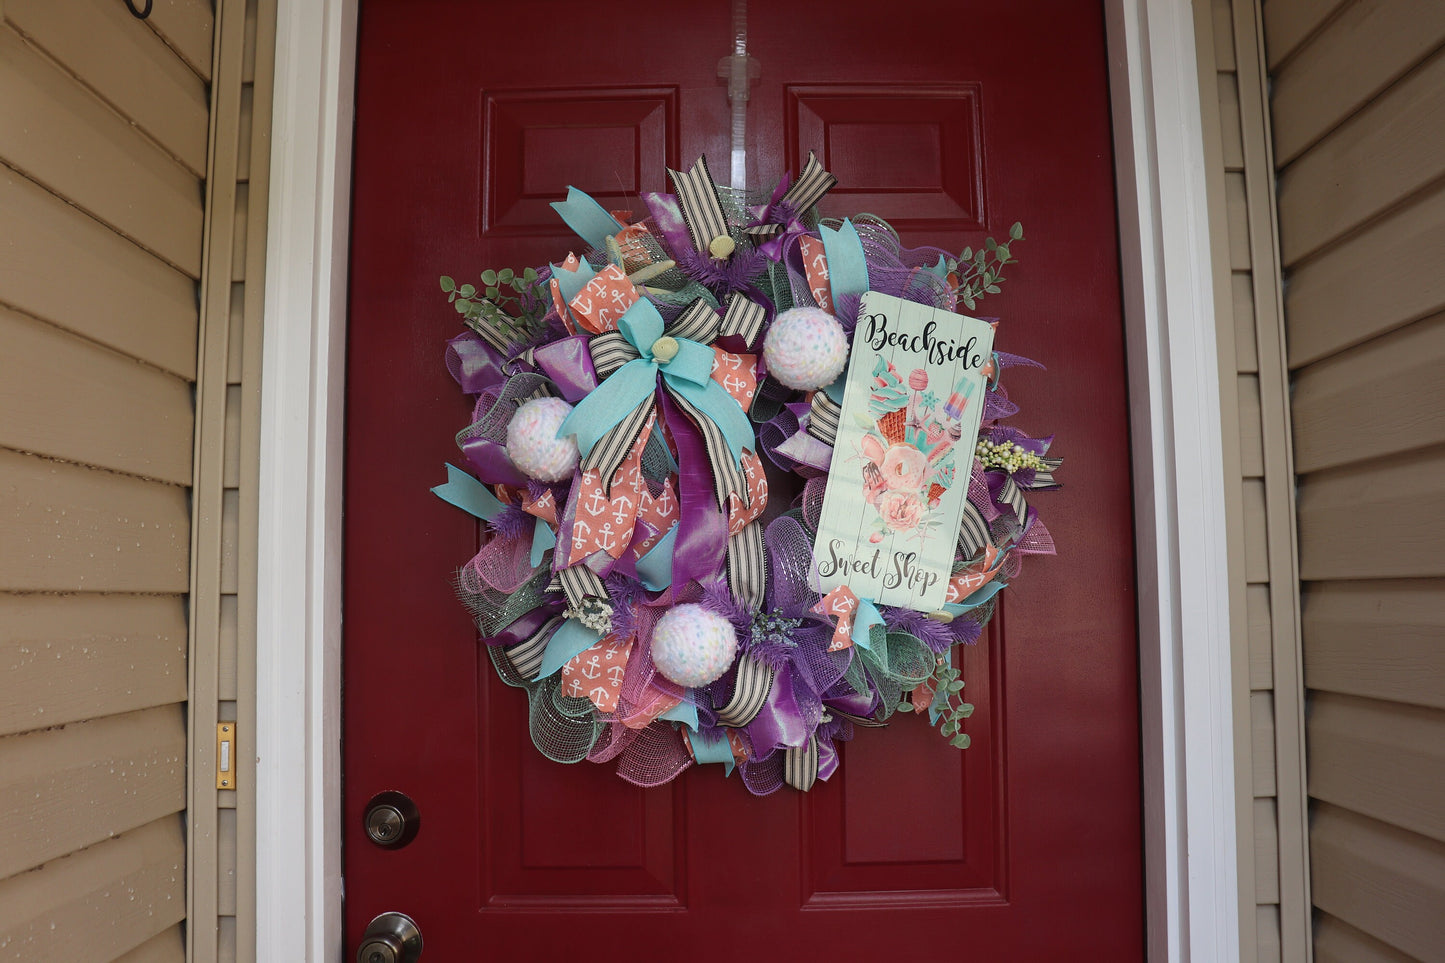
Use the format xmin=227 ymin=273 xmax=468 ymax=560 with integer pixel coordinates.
xmin=813 ymin=292 xmax=995 ymax=611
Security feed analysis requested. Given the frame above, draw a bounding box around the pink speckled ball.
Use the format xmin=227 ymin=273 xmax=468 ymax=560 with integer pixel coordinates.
xmin=505 ymin=397 xmax=579 ymax=483
xmin=762 ymin=307 xmax=849 ymax=391
xmin=908 ymin=368 xmax=929 ymax=391
xmin=650 ymin=604 xmax=739 ymax=688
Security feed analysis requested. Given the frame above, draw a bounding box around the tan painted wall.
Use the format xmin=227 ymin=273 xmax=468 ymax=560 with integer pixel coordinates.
xmin=1194 ymin=1 xmax=1312 ymax=960
xmin=0 ymin=1 xmax=272 ymax=960
xmin=1262 ymin=0 xmax=1445 ymax=960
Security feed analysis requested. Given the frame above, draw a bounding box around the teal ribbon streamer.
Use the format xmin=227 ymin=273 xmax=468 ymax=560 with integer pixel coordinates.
xmin=940 ymin=579 xmax=1007 ymax=617
xmin=660 ymin=699 xmax=698 ymax=731
xmin=689 ymin=729 xmax=737 ymax=776
xmin=535 ymin=617 xmax=603 ymax=680
xmin=558 ymin=299 xmax=752 ymax=466
xmin=819 ymin=218 xmax=869 ymax=305
xmin=634 ymin=526 xmax=677 ymax=591
xmin=433 ymin=463 xmax=555 ymax=567
xmin=432 ymin=463 xmax=505 ymax=518
xmin=550 ymin=187 xmax=625 ymax=252
xmin=530 ymin=523 xmax=556 ymax=568
xmin=550 ymin=258 xmax=596 ymax=304
xmin=851 ymin=596 xmax=885 ymax=651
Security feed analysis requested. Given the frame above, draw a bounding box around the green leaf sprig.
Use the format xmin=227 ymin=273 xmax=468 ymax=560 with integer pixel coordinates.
xmin=927 ymin=656 xmax=975 ymax=749
xmin=946 ymin=221 xmax=1024 ymax=312
xmin=440 ymin=267 xmax=546 ymax=344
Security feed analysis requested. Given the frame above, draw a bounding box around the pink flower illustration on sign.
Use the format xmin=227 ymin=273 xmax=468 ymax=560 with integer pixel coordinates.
xmin=877 ymin=490 xmax=925 ymax=532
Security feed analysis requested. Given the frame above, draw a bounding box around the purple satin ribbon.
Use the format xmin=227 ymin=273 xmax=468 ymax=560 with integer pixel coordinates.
xmin=747 ymin=174 xmax=808 ymax=261
xmin=491 ymin=600 xmax=565 ymax=648
xmin=446 ymin=332 xmax=509 ymax=395
xmin=460 ymin=437 xmax=529 ymax=488
xmin=744 ymin=663 xmax=812 ymax=753
xmin=534 ymin=335 xmax=599 ymax=403
xmin=658 ymin=391 xmax=730 ymax=589
xmin=642 ymin=192 xmax=693 ymax=259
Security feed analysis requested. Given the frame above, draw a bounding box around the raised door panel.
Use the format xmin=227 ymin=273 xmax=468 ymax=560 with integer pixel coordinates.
xmin=484 ymin=88 xmax=679 ymax=239
xmin=805 ymin=620 xmax=1004 ymax=904
xmin=788 ymin=84 xmax=986 ymax=232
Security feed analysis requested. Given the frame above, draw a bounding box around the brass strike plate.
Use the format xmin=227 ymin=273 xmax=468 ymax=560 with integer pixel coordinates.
xmin=216 ymin=722 xmax=237 ymax=790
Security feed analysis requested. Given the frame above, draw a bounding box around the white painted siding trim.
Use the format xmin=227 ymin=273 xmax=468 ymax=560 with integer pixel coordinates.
xmin=253 ymin=1 xmax=1240 ymax=960
xmin=255 ymin=0 xmax=356 ymax=960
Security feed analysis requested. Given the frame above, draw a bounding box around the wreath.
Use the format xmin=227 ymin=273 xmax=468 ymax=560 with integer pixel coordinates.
xmin=432 ymin=154 xmax=1060 ymax=794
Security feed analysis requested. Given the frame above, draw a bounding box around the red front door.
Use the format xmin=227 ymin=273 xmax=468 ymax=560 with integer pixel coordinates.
xmin=344 ymin=2 xmax=1142 ymax=959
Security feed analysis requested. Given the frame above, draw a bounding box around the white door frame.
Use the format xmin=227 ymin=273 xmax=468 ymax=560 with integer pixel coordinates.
xmin=255 ymin=0 xmax=1239 ymax=959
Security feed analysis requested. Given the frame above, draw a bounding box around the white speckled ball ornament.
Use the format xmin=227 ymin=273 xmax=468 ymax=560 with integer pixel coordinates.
xmin=762 ymin=306 xmax=850 ymax=391
xmin=505 ymin=397 xmax=579 ymax=483
xmin=650 ymin=604 xmax=739 ymax=687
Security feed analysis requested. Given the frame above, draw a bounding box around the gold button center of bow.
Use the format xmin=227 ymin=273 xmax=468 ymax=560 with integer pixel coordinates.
xmin=650 ymin=336 xmax=680 ymax=362
xmin=708 ymin=235 xmax=736 ymax=259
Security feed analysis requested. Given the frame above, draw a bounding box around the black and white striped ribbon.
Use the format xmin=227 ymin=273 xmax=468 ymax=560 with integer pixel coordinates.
xmin=805 ymin=392 xmax=841 ymax=446
xmin=557 ymin=564 xmax=606 ymax=611
xmin=716 ymin=655 xmax=775 ymax=727
xmin=726 ymin=522 xmax=767 ymax=609
xmin=957 ymin=499 xmax=991 ymax=559
xmin=1029 ymin=456 xmax=1063 ymax=488
xmin=588 ymin=331 xmax=639 ymax=378
xmin=998 ymin=475 xmax=1028 ymax=522
xmin=720 ymin=294 xmax=766 ymax=349
xmin=746 ymin=152 xmax=837 ymax=239
xmin=666 ymin=389 xmax=748 ymax=511
xmin=783 ymin=736 xmax=819 ymax=792
xmin=668 ymin=156 xmax=730 ymax=254
xmin=462 ymin=302 xmax=516 ymax=352
xmin=503 ymin=616 xmax=563 ymax=679
xmin=581 ymin=394 xmax=655 ymax=490
xmin=667 ymin=298 xmax=722 ymax=343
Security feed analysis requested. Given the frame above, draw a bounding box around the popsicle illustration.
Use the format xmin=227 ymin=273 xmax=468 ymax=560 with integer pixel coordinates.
xmin=928 ymin=374 xmax=977 ymax=464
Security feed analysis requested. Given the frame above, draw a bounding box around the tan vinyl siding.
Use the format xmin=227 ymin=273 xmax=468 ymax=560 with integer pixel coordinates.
xmin=1264 ymin=0 xmax=1445 ymax=959
xmin=0 ymin=1 xmax=268 ymax=959
xmin=0 ymin=1 xmax=209 ymax=957
xmin=1195 ymin=1 xmax=1311 ymax=959
xmin=189 ymin=2 xmax=274 ymax=959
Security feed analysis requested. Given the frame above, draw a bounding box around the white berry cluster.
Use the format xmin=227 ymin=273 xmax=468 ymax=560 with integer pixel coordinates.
xmin=974 ymin=438 xmax=1044 ymax=474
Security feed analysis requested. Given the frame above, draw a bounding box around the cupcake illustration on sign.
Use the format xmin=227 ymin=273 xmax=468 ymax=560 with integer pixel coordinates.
xmin=860 ymin=360 xmax=972 ymax=541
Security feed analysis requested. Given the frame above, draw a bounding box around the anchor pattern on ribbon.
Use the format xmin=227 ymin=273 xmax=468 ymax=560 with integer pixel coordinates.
xmin=565 ymin=417 xmax=652 ymax=566
xmin=945 ymin=543 xmax=1003 ymax=604
xmin=727 ymin=450 xmax=769 ymax=537
xmin=813 ymin=585 xmax=861 ymax=652
xmin=633 ymin=479 xmax=679 ymax=558
xmin=561 ymin=634 xmax=633 ymax=713
xmin=798 ymin=235 xmax=834 ymax=314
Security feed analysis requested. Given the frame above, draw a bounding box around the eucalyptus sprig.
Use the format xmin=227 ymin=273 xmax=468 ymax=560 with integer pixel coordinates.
xmin=947 ymin=221 xmax=1024 ymax=311
xmin=927 ymin=657 xmax=975 ymax=749
xmin=440 ymin=266 xmax=547 ymax=344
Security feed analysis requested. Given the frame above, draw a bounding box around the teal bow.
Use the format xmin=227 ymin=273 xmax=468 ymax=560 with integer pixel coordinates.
xmin=557 ymin=299 xmax=753 ymax=467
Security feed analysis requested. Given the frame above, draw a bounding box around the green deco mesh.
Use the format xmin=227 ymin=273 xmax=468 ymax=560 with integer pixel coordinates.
xmin=488 ymin=642 xmax=603 ymax=764
xmin=455 ymin=566 xmax=554 ymax=639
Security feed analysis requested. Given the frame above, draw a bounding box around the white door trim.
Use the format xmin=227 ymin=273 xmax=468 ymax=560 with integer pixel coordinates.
xmin=254 ymin=1 xmax=1239 ymax=959
xmin=255 ymin=0 xmax=356 ymax=959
